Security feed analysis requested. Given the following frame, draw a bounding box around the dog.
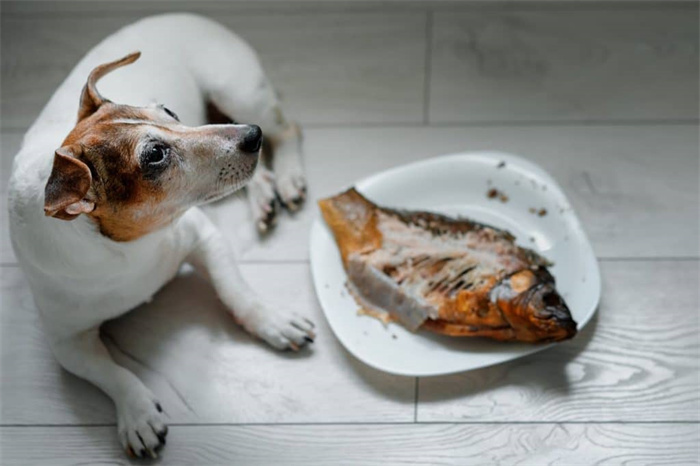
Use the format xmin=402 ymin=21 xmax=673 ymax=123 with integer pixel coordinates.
xmin=8 ymin=14 xmax=315 ymax=458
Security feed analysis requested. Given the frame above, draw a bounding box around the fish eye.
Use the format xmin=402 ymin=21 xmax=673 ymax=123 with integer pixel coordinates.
xmin=542 ymin=290 xmax=561 ymax=307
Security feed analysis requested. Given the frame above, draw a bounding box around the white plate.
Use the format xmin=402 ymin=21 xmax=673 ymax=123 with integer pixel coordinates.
xmin=309 ymin=152 xmax=600 ymax=377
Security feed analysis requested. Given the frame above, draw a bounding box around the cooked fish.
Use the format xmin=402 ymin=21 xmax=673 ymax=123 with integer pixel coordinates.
xmin=318 ymin=188 xmax=577 ymax=343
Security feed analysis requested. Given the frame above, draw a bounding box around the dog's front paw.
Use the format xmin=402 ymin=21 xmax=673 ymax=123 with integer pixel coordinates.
xmin=116 ymin=390 xmax=168 ymax=459
xmin=253 ymin=310 xmax=316 ymax=351
xmin=276 ymin=167 xmax=307 ymax=212
xmin=247 ymin=165 xmax=278 ymax=233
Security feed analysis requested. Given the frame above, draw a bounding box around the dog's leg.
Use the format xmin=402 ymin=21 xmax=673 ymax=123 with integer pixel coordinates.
xmin=204 ymin=53 xmax=306 ymax=231
xmin=186 ymin=210 xmax=315 ymax=350
xmin=50 ymin=329 xmax=167 ymax=458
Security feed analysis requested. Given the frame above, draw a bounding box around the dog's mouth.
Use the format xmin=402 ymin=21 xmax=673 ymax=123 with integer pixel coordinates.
xmin=199 ymin=155 xmax=258 ymax=204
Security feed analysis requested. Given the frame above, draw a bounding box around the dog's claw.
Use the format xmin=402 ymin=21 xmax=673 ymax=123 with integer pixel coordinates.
xmin=248 ymin=166 xmax=278 ymax=234
xmin=118 ymin=392 xmax=168 ymax=459
xmin=155 ymin=425 xmax=168 ymax=445
xmin=281 ymin=193 xmax=306 ymax=212
xmin=257 ymin=203 xmax=278 ymax=234
xmin=258 ymin=208 xmax=278 ymax=233
xmin=255 ymin=311 xmax=316 ymax=351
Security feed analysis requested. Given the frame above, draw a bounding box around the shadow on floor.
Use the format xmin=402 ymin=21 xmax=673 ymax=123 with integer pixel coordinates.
xmin=415 ymin=308 xmax=600 ymax=406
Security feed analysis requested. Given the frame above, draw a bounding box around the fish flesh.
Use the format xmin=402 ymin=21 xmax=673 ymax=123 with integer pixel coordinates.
xmin=318 ymin=188 xmax=577 ymax=343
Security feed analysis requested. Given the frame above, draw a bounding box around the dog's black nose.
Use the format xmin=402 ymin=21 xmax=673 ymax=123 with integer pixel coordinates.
xmin=239 ymin=125 xmax=263 ymax=153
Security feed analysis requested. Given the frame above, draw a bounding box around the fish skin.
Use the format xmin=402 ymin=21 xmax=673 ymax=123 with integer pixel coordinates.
xmin=319 ymin=188 xmax=577 ymax=343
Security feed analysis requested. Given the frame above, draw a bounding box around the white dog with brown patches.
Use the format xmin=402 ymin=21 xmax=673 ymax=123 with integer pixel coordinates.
xmin=8 ymin=14 xmax=315 ymax=458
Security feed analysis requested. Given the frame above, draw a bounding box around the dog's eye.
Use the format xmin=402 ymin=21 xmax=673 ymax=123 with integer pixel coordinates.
xmin=163 ymin=106 xmax=179 ymax=121
xmin=144 ymin=144 xmax=169 ymax=165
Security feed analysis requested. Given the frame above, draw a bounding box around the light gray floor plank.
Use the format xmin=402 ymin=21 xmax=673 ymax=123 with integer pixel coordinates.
xmin=225 ymin=12 xmax=427 ymax=126
xmin=0 ymin=132 xmax=23 ymax=263
xmin=0 ymin=16 xmax=131 ymax=131
xmin=1 ymin=423 xmax=698 ymax=465
xmin=429 ymin=7 xmax=699 ymax=123
xmin=417 ymin=260 xmax=699 ymax=422
xmin=2 ymin=261 xmax=697 ymax=426
xmin=4 ymin=0 xmax=693 ymax=15
xmin=2 ymin=124 xmax=697 ymax=264
xmin=0 ymin=133 xmax=21 ymax=265
xmin=0 ymin=11 xmax=426 ymax=130
xmin=0 ymin=133 xmax=20 ymax=190
xmin=0 ymin=265 xmax=414 ymax=425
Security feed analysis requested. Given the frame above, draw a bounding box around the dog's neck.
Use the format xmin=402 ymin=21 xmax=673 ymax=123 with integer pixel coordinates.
xmin=88 ymin=206 xmax=184 ymax=242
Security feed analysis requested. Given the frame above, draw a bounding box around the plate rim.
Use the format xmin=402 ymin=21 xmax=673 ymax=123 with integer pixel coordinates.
xmin=309 ymin=151 xmax=601 ymax=377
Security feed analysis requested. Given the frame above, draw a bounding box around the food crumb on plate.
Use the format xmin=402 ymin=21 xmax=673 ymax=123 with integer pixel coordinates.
xmin=487 ymin=188 xmax=509 ymax=203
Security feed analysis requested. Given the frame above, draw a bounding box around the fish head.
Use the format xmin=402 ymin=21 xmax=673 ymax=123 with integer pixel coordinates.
xmin=492 ymin=268 xmax=577 ymax=342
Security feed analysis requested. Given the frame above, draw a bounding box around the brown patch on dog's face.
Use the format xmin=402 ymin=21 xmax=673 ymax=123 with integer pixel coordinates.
xmin=58 ymin=103 xmax=260 ymax=241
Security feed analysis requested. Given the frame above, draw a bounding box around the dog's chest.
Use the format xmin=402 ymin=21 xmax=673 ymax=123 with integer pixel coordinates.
xmin=33 ymin=220 xmax=194 ymax=331
xmin=96 ymin=226 xmax=191 ymax=304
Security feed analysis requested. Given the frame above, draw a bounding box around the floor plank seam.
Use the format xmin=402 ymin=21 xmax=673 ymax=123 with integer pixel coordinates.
xmin=3 ymin=420 xmax=699 ymax=428
xmin=2 ymin=1 xmax=696 ymax=19
xmin=298 ymin=119 xmax=700 ymax=129
xmin=3 ymin=119 xmax=699 ymax=135
xmin=413 ymin=377 xmax=420 ymax=423
xmin=420 ymin=119 xmax=700 ymax=128
xmin=422 ymin=10 xmax=433 ymax=125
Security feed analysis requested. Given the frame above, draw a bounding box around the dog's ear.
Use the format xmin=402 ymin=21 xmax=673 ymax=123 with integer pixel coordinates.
xmin=44 ymin=145 xmax=95 ymax=221
xmin=78 ymin=51 xmax=141 ymax=121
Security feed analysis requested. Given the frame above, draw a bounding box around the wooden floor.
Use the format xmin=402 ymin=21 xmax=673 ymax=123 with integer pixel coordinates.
xmin=1 ymin=1 xmax=698 ymax=464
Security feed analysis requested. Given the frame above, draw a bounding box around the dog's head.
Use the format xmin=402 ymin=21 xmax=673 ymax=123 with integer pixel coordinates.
xmin=44 ymin=52 xmax=262 ymax=241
